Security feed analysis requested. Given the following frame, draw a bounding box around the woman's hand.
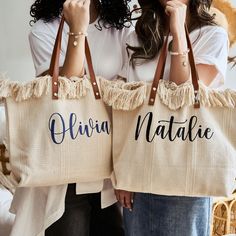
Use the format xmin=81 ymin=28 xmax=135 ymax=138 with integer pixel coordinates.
xmin=165 ymin=0 xmax=187 ymax=38
xmin=63 ymin=0 xmax=90 ymax=33
xmin=115 ymin=190 xmax=134 ymax=210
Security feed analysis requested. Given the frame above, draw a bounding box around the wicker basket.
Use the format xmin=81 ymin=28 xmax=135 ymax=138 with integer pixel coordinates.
xmin=229 ymin=198 xmax=236 ymax=234
xmin=212 ymin=193 xmax=236 ymax=236
xmin=0 ymin=144 xmax=10 ymax=176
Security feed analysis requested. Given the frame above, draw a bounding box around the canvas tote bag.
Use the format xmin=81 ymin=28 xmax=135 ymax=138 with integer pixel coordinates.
xmin=101 ymin=27 xmax=236 ymax=197
xmin=0 ymin=18 xmax=112 ymax=187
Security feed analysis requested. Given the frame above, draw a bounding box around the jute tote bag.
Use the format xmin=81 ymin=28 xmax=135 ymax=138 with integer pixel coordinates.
xmin=0 ymin=18 xmax=112 ymax=187
xmin=101 ymin=28 xmax=236 ymax=197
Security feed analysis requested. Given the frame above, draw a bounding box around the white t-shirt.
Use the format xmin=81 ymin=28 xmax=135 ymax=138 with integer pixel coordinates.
xmin=30 ymin=18 xmax=129 ymax=78
xmin=120 ymin=25 xmax=229 ymax=88
xmin=10 ymin=18 xmax=132 ymax=236
xmin=0 ymin=185 xmax=14 ymax=236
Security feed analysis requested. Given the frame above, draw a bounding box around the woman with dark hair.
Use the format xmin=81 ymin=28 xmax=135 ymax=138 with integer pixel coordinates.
xmin=30 ymin=0 xmax=131 ymax=29
xmin=115 ymin=0 xmax=229 ymax=236
xmin=9 ymin=1 xmax=132 ymax=236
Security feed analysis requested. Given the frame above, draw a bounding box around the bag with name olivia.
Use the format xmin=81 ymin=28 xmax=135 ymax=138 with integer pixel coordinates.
xmin=101 ymin=27 xmax=236 ymax=197
xmin=0 ymin=18 xmax=112 ymax=187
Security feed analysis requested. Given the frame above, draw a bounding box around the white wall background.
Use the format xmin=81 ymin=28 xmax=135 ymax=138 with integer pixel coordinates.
xmin=0 ymin=0 xmax=35 ymax=81
xmin=0 ymin=0 xmax=235 ymax=88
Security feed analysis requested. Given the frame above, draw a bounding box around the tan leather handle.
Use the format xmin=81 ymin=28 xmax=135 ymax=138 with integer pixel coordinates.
xmin=148 ymin=31 xmax=170 ymax=106
xmin=49 ymin=16 xmax=101 ymax=100
xmin=148 ymin=25 xmax=200 ymax=108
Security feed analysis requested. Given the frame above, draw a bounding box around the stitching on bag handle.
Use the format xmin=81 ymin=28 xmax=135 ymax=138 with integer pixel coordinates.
xmin=148 ymin=25 xmax=200 ymax=108
xmin=49 ymin=16 xmax=101 ymax=100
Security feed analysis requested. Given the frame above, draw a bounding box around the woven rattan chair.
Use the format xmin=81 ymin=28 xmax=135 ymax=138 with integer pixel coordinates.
xmin=212 ymin=192 xmax=236 ymax=236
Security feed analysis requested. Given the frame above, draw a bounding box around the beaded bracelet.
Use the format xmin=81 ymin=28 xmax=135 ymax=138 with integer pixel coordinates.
xmin=67 ymin=32 xmax=88 ymax=47
xmin=169 ymin=48 xmax=190 ymax=56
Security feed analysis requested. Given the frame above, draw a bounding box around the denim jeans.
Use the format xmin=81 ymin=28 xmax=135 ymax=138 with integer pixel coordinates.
xmin=124 ymin=193 xmax=212 ymax=236
xmin=45 ymin=184 xmax=124 ymax=236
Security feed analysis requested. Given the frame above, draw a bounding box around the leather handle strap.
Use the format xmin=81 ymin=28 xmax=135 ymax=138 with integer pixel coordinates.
xmin=185 ymin=26 xmax=200 ymax=108
xmin=85 ymin=38 xmax=101 ymax=99
xmin=148 ymin=25 xmax=200 ymax=108
xmin=148 ymin=32 xmax=170 ymax=105
xmin=49 ymin=16 xmax=101 ymax=100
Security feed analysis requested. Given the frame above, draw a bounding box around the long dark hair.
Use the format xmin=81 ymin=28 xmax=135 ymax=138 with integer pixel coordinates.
xmin=30 ymin=0 xmax=131 ymax=30
xmin=128 ymin=0 xmax=216 ymax=64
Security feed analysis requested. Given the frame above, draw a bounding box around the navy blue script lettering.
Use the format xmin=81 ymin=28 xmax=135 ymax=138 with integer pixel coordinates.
xmin=48 ymin=113 xmax=110 ymax=144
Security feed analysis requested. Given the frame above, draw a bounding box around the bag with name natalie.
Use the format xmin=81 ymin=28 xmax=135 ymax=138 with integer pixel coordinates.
xmin=101 ymin=28 xmax=236 ymax=197
xmin=0 ymin=18 xmax=112 ymax=187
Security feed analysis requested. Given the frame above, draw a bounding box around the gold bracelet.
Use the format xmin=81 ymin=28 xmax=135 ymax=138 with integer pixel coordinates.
xmin=67 ymin=32 xmax=88 ymax=47
xmin=169 ymin=49 xmax=190 ymax=56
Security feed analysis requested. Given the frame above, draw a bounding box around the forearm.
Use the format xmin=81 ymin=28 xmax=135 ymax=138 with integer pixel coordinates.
xmin=169 ymin=33 xmax=190 ymax=85
xmin=60 ymin=35 xmax=85 ymax=78
xmin=60 ymin=0 xmax=90 ymax=78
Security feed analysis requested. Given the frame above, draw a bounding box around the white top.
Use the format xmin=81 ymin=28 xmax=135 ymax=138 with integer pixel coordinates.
xmin=0 ymin=185 xmax=14 ymax=236
xmin=9 ymin=18 xmax=132 ymax=236
xmin=120 ymin=25 xmax=229 ymax=88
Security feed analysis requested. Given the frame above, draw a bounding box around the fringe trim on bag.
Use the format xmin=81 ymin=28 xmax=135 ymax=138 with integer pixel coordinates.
xmin=158 ymin=80 xmax=195 ymax=110
xmin=100 ymin=78 xmax=236 ymax=111
xmin=199 ymin=85 xmax=236 ymax=108
xmin=57 ymin=76 xmax=90 ymax=99
xmin=0 ymin=75 xmax=92 ymax=102
xmin=158 ymin=80 xmax=236 ymax=110
xmin=100 ymin=78 xmax=147 ymax=111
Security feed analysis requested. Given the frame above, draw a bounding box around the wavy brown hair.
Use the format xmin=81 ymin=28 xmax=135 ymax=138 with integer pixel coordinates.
xmin=128 ymin=0 xmax=216 ymax=64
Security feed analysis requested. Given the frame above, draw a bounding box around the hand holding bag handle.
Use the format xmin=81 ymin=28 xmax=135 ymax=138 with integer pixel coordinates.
xmin=49 ymin=16 xmax=101 ymax=100
xmin=148 ymin=25 xmax=200 ymax=108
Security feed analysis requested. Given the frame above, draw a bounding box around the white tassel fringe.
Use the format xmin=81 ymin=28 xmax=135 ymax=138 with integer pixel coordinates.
xmin=100 ymin=79 xmax=147 ymax=111
xmin=0 ymin=75 xmax=94 ymax=102
xmin=100 ymin=79 xmax=236 ymax=111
